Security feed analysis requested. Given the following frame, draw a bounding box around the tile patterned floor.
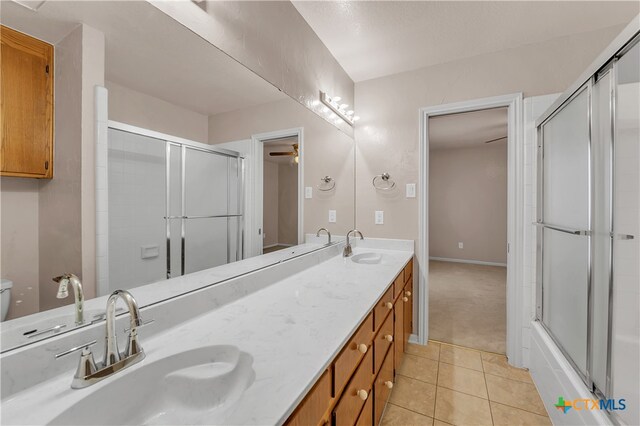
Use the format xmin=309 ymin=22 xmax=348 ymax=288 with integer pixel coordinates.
xmin=381 ymin=341 xmax=552 ymax=426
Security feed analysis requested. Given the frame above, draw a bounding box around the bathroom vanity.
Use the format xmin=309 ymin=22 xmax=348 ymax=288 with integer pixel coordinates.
xmin=0 ymin=239 xmax=415 ymax=425
xmin=286 ymin=253 xmax=413 ymax=426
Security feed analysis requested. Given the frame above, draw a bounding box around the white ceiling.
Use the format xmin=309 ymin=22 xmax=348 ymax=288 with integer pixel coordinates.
xmin=428 ymin=107 xmax=508 ymax=150
xmin=1 ymin=1 xmax=287 ymax=116
xmin=293 ymin=1 xmax=639 ymax=82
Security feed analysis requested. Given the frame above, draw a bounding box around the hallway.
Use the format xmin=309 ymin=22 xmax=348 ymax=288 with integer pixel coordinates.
xmin=429 ymin=261 xmax=507 ymax=354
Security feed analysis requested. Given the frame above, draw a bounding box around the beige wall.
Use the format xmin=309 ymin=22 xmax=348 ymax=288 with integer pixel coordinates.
xmin=209 ymin=98 xmax=355 ymax=236
xmin=152 ymin=1 xmax=355 ymax=137
xmin=278 ymin=163 xmax=299 ymax=245
xmin=429 ymin=143 xmax=507 ymax=264
xmin=105 ymin=81 xmax=208 ymax=143
xmin=354 ymin=25 xmax=627 ymax=243
xmin=263 ymin=161 xmax=279 ymax=247
xmin=38 ymin=25 xmax=86 ymax=312
xmin=0 ymin=179 xmax=40 ymax=319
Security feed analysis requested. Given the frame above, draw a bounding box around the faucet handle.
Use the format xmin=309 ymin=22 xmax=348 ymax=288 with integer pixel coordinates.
xmin=55 ymin=340 xmax=97 ymax=359
xmin=124 ymin=318 xmax=154 ymax=334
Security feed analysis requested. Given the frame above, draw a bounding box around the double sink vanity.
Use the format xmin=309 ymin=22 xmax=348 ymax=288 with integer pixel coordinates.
xmin=1 ymin=238 xmax=415 ymax=425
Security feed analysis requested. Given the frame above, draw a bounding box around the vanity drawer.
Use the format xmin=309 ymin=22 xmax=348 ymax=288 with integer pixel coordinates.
xmin=286 ymin=370 xmax=332 ymax=426
xmin=374 ymin=312 xmax=393 ymax=375
xmin=334 ymin=313 xmax=374 ymax=396
xmin=393 ymin=272 xmax=404 ymax=300
xmin=355 ymin=390 xmax=373 ymax=426
xmin=404 ymin=259 xmax=413 ymax=284
xmin=374 ymin=350 xmax=394 ymax=425
xmin=374 ymin=286 xmax=394 ymax=331
xmin=333 ymin=350 xmax=374 ymax=426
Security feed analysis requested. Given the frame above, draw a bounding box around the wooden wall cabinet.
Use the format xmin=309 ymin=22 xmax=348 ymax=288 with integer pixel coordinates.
xmin=286 ymin=257 xmax=414 ymax=426
xmin=1 ymin=25 xmax=54 ymax=179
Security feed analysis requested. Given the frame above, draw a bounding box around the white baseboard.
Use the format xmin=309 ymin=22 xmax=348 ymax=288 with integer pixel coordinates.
xmin=429 ymin=256 xmax=507 ymax=267
xmin=529 ymin=322 xmax=613 ymax=426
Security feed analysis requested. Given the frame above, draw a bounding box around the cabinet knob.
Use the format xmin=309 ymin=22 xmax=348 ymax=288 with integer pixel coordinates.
xmin=403 ymin=297 xmax=409 ymax=302
xmin=384 ymin=381 xmax=394 ymax=389
xmin=357 ymin=343 xmax=368 ymax=354
xmin=384 ymin=334 xmax=393 ymax=342
xmin=357 ymin=389 xmax=368 ymax=401
xmin=385 ymin=302 xmax=393 ymax=309
xmin=405 ymin=291 xmax=412 ymax=297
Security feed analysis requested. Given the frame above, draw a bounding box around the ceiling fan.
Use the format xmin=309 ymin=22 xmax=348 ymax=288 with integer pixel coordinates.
xmin=269 ymin=143 xmax=299 ymax=163
xmin=484 ymin=136 xmax=507 ymax=144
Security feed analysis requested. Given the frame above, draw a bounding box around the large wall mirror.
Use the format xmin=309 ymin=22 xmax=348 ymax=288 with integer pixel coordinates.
xmin=0 ymin=0 xmax=355 ymax=351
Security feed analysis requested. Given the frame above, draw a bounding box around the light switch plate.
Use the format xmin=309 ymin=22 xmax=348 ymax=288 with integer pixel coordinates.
xmin=458 ymin=242 xmax=464 ymax=249
xmin=406 ymin=183 xmax=416 ymax=198
xmin=305 ymin=187 xmax=312 ymax=199
xmin=328 ymin=210 xmax=337 ymax=223
xmin=375 ymin=210 xmax=384 ymax=225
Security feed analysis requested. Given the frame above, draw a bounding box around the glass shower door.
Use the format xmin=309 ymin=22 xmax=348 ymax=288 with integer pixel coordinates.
xmin=538 ymin=85 xmax=591 ymax=378
xmin=183 ymin=147 xmax=230 ymax=274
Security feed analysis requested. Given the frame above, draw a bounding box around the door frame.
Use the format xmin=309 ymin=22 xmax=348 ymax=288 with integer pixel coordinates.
xmin=418 ymin=93 xmax=525 ymax=366
xmin=251 ymin=127 xmax=304 ymax=255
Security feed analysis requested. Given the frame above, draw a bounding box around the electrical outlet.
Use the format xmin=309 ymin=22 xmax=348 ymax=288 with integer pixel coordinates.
xmin=375 ymin=210 xmax=384 ymax=225
xmin=328 ymin=210 xmax=337 ymax=223
xmin=305 ymin=186 xmax=313 ymax=199
xmin=458 ymin=242 xmax=464 ymax=249
xmin=406 ymin=183 xmax=416 ymax=198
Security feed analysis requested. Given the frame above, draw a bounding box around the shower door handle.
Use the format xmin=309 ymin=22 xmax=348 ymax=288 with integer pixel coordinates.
xmin=534 ymin=222 xmax=591 ymax=236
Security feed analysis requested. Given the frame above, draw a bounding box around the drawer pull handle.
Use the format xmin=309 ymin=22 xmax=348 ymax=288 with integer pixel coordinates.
xmin=405 ymin=291 xmax=412 ymax=297
xmin=384 ymin=334 xmax=393 ymax=342
xmin=403 ymin=297 xmax=409 ymax=302
xmin=384 ymin=381 xmax=394 ymax=389
xmin=385 ymin=302 xmax=393 ymax=309
xmin=357 ymin=343 xmax=368 ymax=354
xmin=357 ymin=389 xmax=368 ymax=400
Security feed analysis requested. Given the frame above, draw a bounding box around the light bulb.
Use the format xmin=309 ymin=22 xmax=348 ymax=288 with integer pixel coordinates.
xmin=347 ymin=110 xmax=354 ymax=116
xmin=322 ymin=106 xmax=329 ymax=113
xmin=333 ymin=96 xmax=342 ymax=102
xmin=294 ymin=155 xmax=299 ymax=164
xmin=353 ymin=116 xmax=361 ymax=121
xmin=340 ymin=104 xmax=348 ymax=110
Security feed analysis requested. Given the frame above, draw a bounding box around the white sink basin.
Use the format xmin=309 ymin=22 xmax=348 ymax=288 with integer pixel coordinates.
xmin=50 ymin=345 xmax=255 ymax=425
xmin=351 ymin=252 xmax=383 ymax=265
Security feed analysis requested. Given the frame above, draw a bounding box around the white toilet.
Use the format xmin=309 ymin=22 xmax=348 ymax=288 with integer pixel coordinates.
xmin=1 ymin=279 xmax=13 ymax=321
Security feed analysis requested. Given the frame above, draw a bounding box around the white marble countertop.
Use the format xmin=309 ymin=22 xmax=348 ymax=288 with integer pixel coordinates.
xmin=1 ymin=243 xmax=413 ymax=425
xmin=0 ymin=241 xmax=337 ymax=352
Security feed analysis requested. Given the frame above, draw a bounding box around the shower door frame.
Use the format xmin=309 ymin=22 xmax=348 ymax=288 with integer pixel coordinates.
xmin=535 ymin=29 xmax=640 ymax=404
xmin=104 ymin=120 xmax=245 ymax=284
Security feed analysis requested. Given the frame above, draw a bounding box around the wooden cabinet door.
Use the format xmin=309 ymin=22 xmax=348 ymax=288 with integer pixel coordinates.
xmin=394 ymin=294 xmax=404 ymax=373
xmin=403 ymin=281 xmax=413 ymax=345
xmin=1 ymin=25 xmax=54 ymax=179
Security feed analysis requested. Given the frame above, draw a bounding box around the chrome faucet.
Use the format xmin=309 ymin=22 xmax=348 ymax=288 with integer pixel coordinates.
xmin=53 ymin=273 xmax=84 ymax=325
xmin=55 ymin=289 xmax=151 ymax=389
xmin=104 ymin=290 xmax=145 ymax=366
xmin=316 ymin=227 xmax=332 ymax=244
xmin=343 ymin=229 xmax=364 ymax=257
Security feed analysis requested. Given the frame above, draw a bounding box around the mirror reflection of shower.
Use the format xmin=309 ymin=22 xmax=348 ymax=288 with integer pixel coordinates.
xmin=106 ymin=124 xmax=244 ymax=295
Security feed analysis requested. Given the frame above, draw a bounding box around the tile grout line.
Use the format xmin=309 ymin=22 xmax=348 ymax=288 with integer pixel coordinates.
xmin=433 ymin=352 xmax=440 ymax=424
xmin=481 ymin=352 xmax=496 ymax=426
xmin=386 ymin=402 xmax=433 ymax=421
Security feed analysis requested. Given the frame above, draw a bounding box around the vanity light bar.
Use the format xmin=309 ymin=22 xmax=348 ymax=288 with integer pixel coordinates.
xmin=319 ymin=91 xmax=360 ymax=127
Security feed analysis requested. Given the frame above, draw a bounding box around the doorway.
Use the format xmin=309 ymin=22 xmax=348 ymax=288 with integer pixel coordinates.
xmin=261 ymin=136 xmax=300 ymax=254
xmin=428 ymin=107 xmax=508 ymax=354
xmin=419 ymin=93 xmax=524 ymax=366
